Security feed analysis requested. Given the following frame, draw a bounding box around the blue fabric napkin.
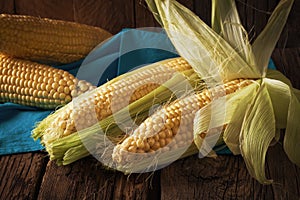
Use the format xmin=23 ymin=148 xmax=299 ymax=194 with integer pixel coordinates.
xmin=0 ymin=28 xmax=276 ymax=156
xmin=0 ymin=29 xmax=177 ymax=155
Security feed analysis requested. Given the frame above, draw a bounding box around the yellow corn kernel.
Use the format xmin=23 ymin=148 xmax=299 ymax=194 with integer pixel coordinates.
xmin=42 ymin=57 xmax=192 ymax=143
xmin=112 ymin=79 xmax=254 ymax=165
xmin=0 ymin=54 xmax=94 ymax=109
xmin=0 ymin=14 xmax=112 ymax=64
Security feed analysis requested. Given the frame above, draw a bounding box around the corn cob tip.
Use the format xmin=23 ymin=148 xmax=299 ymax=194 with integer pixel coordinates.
xmin=112 ymin=79 xmax=254 ymax=166
xmin=71 ymin=80 xmax=96 ymax=98
xmin=35 ymin=57 xmax=193 ymax=147
xmin=0 ymin=53 xmax=95 ymax=109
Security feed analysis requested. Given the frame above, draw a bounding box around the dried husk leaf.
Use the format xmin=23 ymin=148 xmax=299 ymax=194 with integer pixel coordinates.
xmin=211 ymin=0 xmax=256 ymax=67
xmin=264 ymin=78 xmax=300 ymax=167
xmin=145 ymin=0 xmax=260 ymax=83
xmin=252 ymin=0 xmax=294 ymax=75
xmin=284 ymin=91 xmax=300 ymax=167
xmin=193 ymin=81 xmax=259 ymax=154
xmin=239 ymin=81 xmax=276 ymax=184
xmin=222 ymin=81 xmax=260 ymax=154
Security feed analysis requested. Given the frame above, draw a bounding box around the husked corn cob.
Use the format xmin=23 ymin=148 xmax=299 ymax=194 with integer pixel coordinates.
xmin=35 ymin=67 xmax=199 ymax=166
xmin=0 ymin=14 xmax=112 ymax=64
xmin=0 ymin=54 xmax=94 ymax=109
xmin=112 ymin=79 xmax=254 ymax=165
xmin=38 ymin=57 xmax=192 ymax=144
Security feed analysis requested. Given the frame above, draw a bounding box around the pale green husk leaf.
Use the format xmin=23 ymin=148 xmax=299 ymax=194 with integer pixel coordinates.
xmin=252 ymin=0 xmax=294 ymax=75
xmin=145 ymin=0 xmax=260 ymax=83
xmin=284 ymin=90 xmax=300 ymax=166
xmin=264 ymin=78 xmax=300 ymax=167
xmin=240 ymin=81 xmax=276 ymax=184
xmin=211 ymin=0 xmax=255 ymax=67
xmin=193 ymin=81 xmax=259 ymax=154
xmin=223 ymin=81 xmax=260 ymax=154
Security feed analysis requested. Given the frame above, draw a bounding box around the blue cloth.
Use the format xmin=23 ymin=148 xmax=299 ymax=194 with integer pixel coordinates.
xmin=0 ymin=28 xmax=276 ymax=156
xmin=0 ymin=29 xmax=177 ymax=155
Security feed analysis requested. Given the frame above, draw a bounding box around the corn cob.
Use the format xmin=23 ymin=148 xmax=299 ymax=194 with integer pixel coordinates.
xmin=43 ymin=69 xmax=200 ymax=165
xmin=0 ymin=14 xmax=112 ymax=64
xmin=112 ymin=79 xmax=254 ymax=166
xmin=0 ymin=53 xmax=94 ymax=109
xmin=34 ymin=57 xmax=193 ymax=146
xmin=37 ymin=68 xmax=199 ymax=166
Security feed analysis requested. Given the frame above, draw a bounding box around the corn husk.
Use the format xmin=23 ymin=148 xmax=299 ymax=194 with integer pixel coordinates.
xmin=145 ymin=0 xmax=298 ymax=184
xmin=33 ymin=67 xmax=202 ymax=165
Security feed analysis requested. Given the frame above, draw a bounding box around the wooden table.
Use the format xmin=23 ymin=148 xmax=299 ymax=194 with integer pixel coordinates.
xmin=0 ymin=0 xmax=300 ymax=199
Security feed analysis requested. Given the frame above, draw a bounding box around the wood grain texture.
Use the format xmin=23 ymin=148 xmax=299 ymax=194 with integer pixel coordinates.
xmin=0 ymin=0 xmax=15 ymax=14
xmin=194 ymin=0 xmax=212 ymax=26
xmin=37 ymin=156 xmax=116 ymax=200
xmin=134 ymin=0 xmax=194 ymax=28
xmin=272 ymin=48 xmax=300 ymax=89
xmin=160 ymin=144 xmax=300 ymax=200
xmin=37 ymin=156 xmax=159 ymax=200
xmin=113 ymin=171 xmax=160 ymax=200
xmin=14 ymin=0 xmax=74 ymax=21
xmin=277 ymin=0 xmax=300 ymax=48
xmin=73 ymin=0 xmax=135 ymax=34
xmin=267 ymin=145 xmax=300 ymax=200
xmin=135 ymin=0 xmax=160 ymax=28
xmin=0 ymin=153 xmax=48 ymax=200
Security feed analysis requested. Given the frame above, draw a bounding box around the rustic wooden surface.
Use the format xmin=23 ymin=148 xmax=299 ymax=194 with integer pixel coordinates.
xmin=0 ymin=0 xmax=299 ymax=199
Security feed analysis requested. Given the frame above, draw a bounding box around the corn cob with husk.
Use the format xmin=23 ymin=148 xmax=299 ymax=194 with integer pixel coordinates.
xmin=143 ymin=0 xmax=299 ymax=185
xmin=0 ymin=14 xmax=112 ymax=64
xmin=112 ymin=78 xmax=254 ymax=172
xmin=32 ymin=57 xmax=201 ymax=164
xmin=0 ymin=53 xmax=94 ymax=109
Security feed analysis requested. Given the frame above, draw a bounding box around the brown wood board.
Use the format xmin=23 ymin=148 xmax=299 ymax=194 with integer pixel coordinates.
xmin=0 ymin=0 xmax=14 ymax=14
xmin=0 ymin=153 xmax=48 ymax=199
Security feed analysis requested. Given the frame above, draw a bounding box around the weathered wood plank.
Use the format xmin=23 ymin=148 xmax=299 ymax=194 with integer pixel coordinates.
xmin=160 ymin=155 xmax=243 ymax=200
xmin=135 ymin=0 xmax=160 ymax=28
xmin=15 ymin=0 xmax=74 ymax=21
xmin=0 ymin=0 xmax=15 ymax=14
xmin=194 ymin=0 xmax=211 ymax=26
xmin=0 ymin=152 xmax=48 ymax=200
xmin=277 ymin=0 xmax=300 ymax=48
xmin=73 ymin=0 xmax=135 ymax=34
xmin=113 ymin=172 xmax=160 ymax=200
xmin=267 ymin=144 xmax=300 ymax=200
xmin=177 ymin=0 xmax=194 ymax=11
xmin=135 ymin=0 xmax=194 ymax=28
xmin=14 ymin=0 xmax=74 ymax=21
xmin=37 ymin=157 xmax=116 ymax=200
xmin=160 ymin=144 xmax=300 ymax=200
xmin=272 ymin=48 xmax=300 ymax=89
xmin=37 ymin=156 xmax=159 ymax=200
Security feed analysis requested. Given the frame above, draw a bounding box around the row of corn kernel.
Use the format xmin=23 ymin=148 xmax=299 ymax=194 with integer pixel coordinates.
xmin=0 ymin=53 xmax=94 ymax=109
xmin=40 ymin=58 xmax=193 ymax=144
xmin=112 ymin=79 xmax=254 ymax=165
